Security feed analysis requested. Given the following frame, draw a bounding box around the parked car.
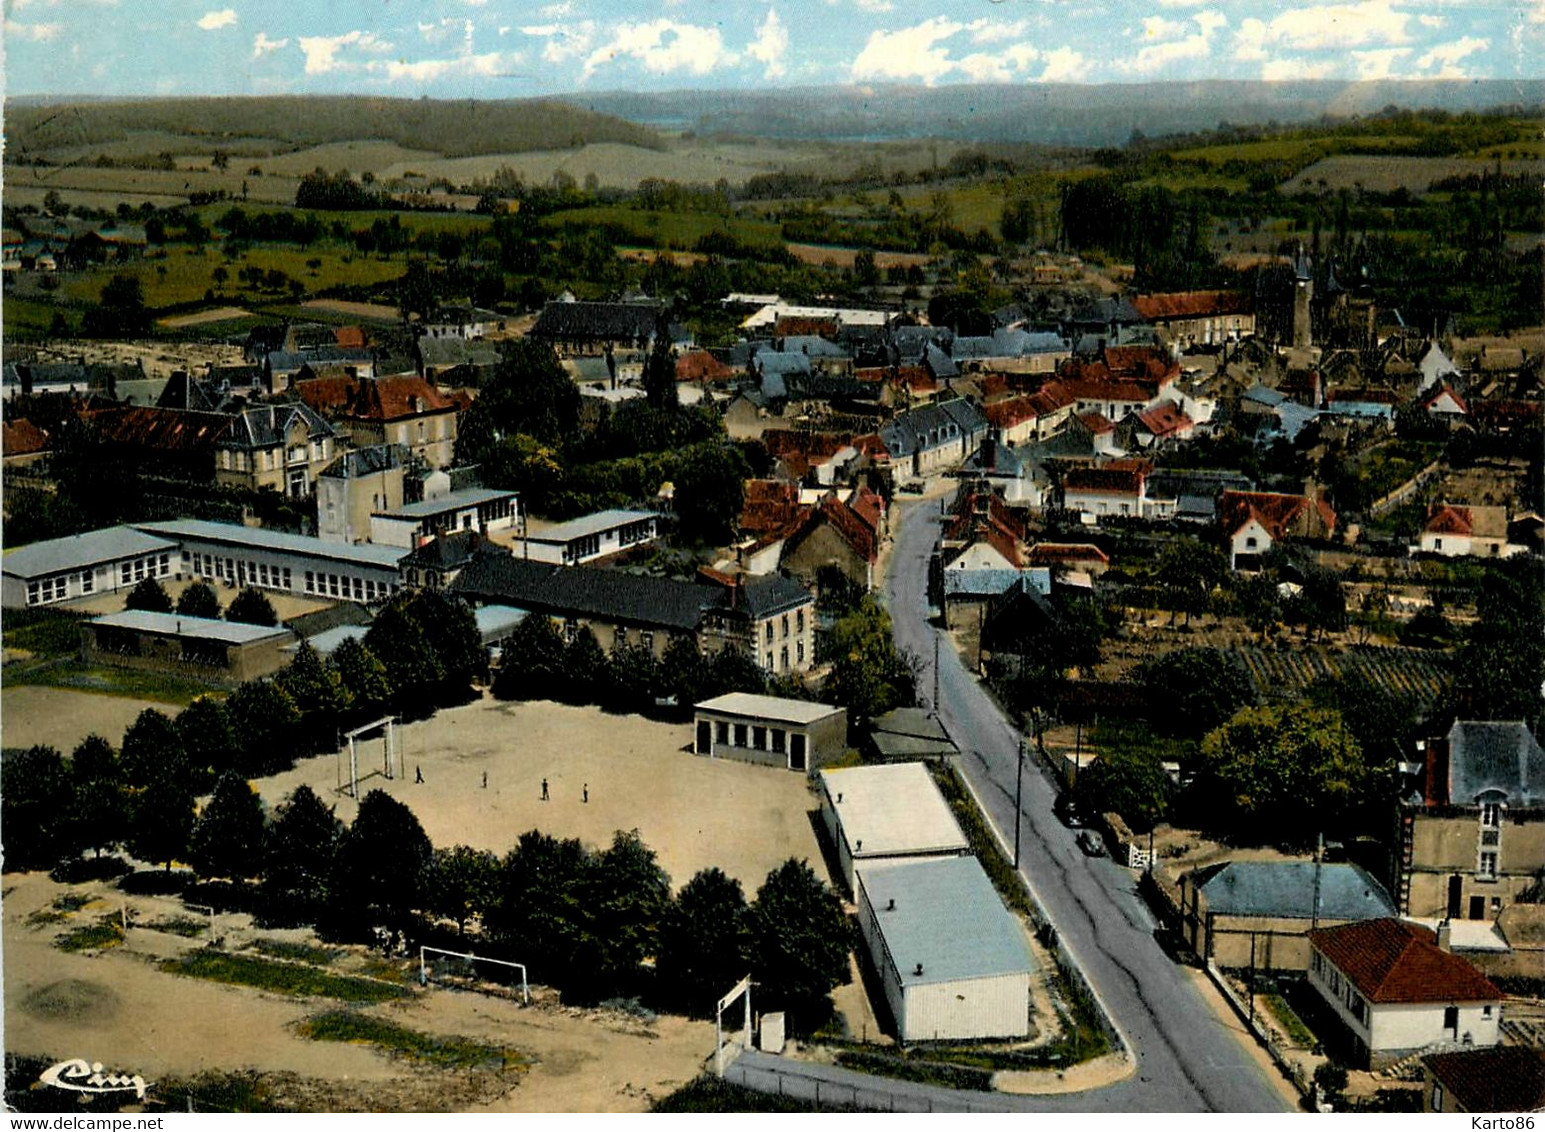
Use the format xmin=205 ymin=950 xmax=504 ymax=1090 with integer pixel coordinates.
xmin=1077 ymin=829 xmax=1106 ymax=857
xmin=1054 ymin=793 xmax=1085 ymax=829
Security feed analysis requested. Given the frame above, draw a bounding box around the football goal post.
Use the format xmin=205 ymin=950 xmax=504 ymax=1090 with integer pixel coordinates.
xmin=338 ymin=716 xmax=399 ymax=799
xmin=715 ymin=975 xmax=753 ymax=1077
xmin=419 ymin=945 xmax=529 ymax=1004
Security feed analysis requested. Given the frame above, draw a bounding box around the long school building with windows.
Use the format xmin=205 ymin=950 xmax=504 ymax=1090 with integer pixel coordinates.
xmin=1 ymin=526 xmax=180 ymax=608
xmin=131 ymin=519 xmax=408 ymax=604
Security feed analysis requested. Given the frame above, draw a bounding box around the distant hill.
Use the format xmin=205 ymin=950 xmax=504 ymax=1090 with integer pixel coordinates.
xmin=5 ymin=96 xmax=665 ymax=161
xmin=578 ymin=80 xmax=1545 ymax=147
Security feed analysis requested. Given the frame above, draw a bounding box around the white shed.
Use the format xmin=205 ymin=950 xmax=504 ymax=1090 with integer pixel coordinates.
xmin=855 ymin=856 xmax=1036 ymax=1043
xmin=819 ymin=763 xmax=970 ymax=892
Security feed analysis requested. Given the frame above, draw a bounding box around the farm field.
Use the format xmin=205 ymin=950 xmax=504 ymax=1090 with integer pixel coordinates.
xmin=5 ymin=165 xmax=300 ymax=208
xmin=1282 ymin=153 xmax=1545 ymax=194
xmin=542 ymin=204 xmax=782 ymax=251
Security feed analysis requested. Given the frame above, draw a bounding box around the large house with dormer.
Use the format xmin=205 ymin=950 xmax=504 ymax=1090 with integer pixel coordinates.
xmin=216 ymin=403 xmax=340 ymax=498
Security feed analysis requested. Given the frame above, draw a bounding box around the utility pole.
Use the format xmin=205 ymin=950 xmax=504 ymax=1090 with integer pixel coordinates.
xmin=1013 ymin=734 xmax=1025 ymax=869
xmin=1311 ymin=830 xmax=1324 ymax=932
xmin=932 ymin=633 xmax=939 ymax=717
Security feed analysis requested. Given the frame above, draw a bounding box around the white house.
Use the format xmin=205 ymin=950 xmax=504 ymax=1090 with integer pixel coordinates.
xmin=515 ymin=509 xmax=661 ymax=566
xmin=855 ymin=856 xmax=1036 ymax=1043
xmin=369 ymin=488 xmax=519 ymax=549
xmin=819 ymin=763 xmax=970 ymax=892
xmin=1417 ymin=503 xmax=1523 ymax=559
xmin=692 ymin=692 xmax=847 ymax=774
xmin=1307 ymin=918 xmax=1502 ymax=1068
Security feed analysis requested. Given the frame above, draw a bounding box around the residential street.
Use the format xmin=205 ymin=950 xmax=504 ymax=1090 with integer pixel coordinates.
xmin=881 ymin=491 xmax=1292 ymax=1112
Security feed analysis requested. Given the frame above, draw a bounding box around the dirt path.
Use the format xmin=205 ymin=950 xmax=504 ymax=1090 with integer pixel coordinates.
xmin=1 ymin=687 xmax=169 ymax=753
xmin=158 ymin=307 xmax=251 ymax=329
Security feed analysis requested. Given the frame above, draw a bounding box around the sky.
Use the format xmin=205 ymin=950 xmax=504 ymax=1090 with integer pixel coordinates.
xmin=3 ymin=0 xmax=1542 ymax=99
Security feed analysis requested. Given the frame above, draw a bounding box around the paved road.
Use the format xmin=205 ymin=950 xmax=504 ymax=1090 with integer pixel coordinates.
xmin=877 ymin=492 xmax=1291 ymax=1112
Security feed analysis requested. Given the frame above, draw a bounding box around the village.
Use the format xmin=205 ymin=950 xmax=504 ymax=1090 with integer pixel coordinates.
xmin=2 ymin=79 xmax=1544 ymax=1116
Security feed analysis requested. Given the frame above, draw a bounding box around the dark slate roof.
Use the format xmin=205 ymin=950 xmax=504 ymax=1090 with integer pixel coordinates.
xmin=319 ymin=444 xmax=409 ymax=479
xmin=880 ymin=399 xmax=988 ymax=458
xmin=267 ymin=347 xmax=373 ymax=373
xmin=925 ymin=342 xmax=958 ymax=380
xmin=1070 ymin=296 xmax=1144 ymax=327
xmin=401 ymin=530 xmax=510 ymax=571
xmin=417 ymin=337 xmax=502 ymax=369
xmin=156 ymin=372 xmax=229 ymax=413
xmin=1447 ymin=721 xmax=1545 ymax=806
xmin=1424 ymin=1047 xmax=1545 ymax=1113
xmin=737 ymin=573 xmax=814 ymax=618
xmin=778 ymin=335 xmax=850 ymax=359
xmin=1192 ymin=861 xmax=1396 ymax=921
xmin=219 ymin=403 xmax=336 ymax=449
xmin=530 ymin=301 xmax=662 ymax=341
xmin=755 ymin=350 xmax=813 ymax=378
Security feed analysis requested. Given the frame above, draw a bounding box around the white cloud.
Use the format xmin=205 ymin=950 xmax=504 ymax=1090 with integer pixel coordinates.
xmin=1233 ymin=0 xmax=1410 ymax=55
xmin=1353 ymin=46 xmax=1412 ymax=78
xmin=1156 ymin=0 xmax=1214 ymax=6
xmin=581 ymin=20 xmax=738 ymax=80
xmin=1417 ymin=35 xmax=1487 ymax=76
xmin=381 ymin=51 xmax=506 ymax=82
xmin=854 ymin=0 xmax=894 ymax=11
xmin=4 ymin=19 xmax=62 ymax=41
xmin=9 ymin=0 xmax=114 ymax=9
xmin=967 ymin=18 xmax=1031 ymax=45
xmin=1418 ymin=14 xmax=1444 ymax=28
xmin=850 ymin=17 xmax=964 ymax=84
xmin=1039 ymin=46 xmax=1089 ymax=82
xmin=1262 ymin=57 xmax=1337 ymax=80
xmin=746 ymin=8 xmax=788 ymax=79
xmin=523 ymin=20 xmax=598 ymax=64
xmin=1124 ymin=10 xmax=1225 ymax=74
xmin=196 ymin=8 xmax=235 ymax=31
xmin=296 ymin=30 xmax=391 ymax=76
xmin=419 ymin=18 xmax=473 ymax=46
xmin=540 ymin=0 xmax=573 ymax=15
xmin=252 ymin=32 xmax=289 ymax=58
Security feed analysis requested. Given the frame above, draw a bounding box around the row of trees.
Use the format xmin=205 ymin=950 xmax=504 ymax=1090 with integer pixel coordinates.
xmin=490 ymin=615 xmax=773 ymax=719
xmin=127 ymin=578 xmax=277 ymax=626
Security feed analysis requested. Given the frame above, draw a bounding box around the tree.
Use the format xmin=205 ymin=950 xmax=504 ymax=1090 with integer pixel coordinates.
xmin=584 ymin=829 xmax=671 ymax=998
xmin=561 ymin=627 xmax=608 ymax=705
xmin=331 ymin=789 xmax=434 ymax=934
xmin=1196 ymin=702 xmax=1372 ymax=846
xmin=1137 ymin=648 xmax=1256 ymax=740
xmin=486 ymin=830 xmax=595 ymax=991
xmin=602 ymin=644 xmax=663 ymax=715
xmin=83 ymin=273 xmax=151 ymax=338
xmin=121 ymin=708 xmax=188 ymax=790
xmin=657 ymin=867 xmax=752 ymax=1015
xmin=277 ymin=642 xmax=351 ymax=754
xmin=2 ymin=746 xmax=76 ymax=869
xmin=128 ymin=779 xmax=196 ymax=872
xmin=480 ymin=339 xmax=581 ymax=446
xmin=175 ymin=696 xmax=236 ymax=787
xmin=226 ymin=586 xmax=278 ymax=627
xmin=262 ymin=785 xmax=342 ymax=925
xmin=363 ymin=600 xmax=444 ymax=718
xmin=189 ymin=773 xmax=266 ymax=882
xmin=1157 ymin=540 xmax=1227 ymax=625
xmin=405 ymin=591 xmax=486 ymax=704
xmin=126 ymin=577 xmax=173 ymax=614
xmin=491 ymin=614 xmax=566 ymax=703
xmin=642 ymin=328 xmax=679 ymax=411
xmin=749 ymin=859 xmax=851 ymax=1033
xmin=1075 ymin=743 xmax=1173 ymax=831
xmin=822 ymin=596 xmax=916 ymax=725
xmin=176 ymin=582 xmax=221 ymax=619
xmin=70 ymin=735 xmax=127 ymax=859
xmin=224 ymin=679 xmax=301 ymax=777
xmin=1234 ymin=572 xmax=1282 ymax=641
xmin=674 ymin=444 xmax=749 ymax=546
xmin=332 ymin=638 xmax=393 ymax=723
xmin=429 ymin=845 xmax=499 ymax=939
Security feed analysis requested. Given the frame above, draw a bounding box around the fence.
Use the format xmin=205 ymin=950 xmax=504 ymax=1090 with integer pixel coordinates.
xmin=727 ymin=1057 xmax=1009 ymax=1113
xmin=1367 ymin=459 xmax=1444 ymax=518
xmin=1204 ymin=959 xmax=1312 ymax=1103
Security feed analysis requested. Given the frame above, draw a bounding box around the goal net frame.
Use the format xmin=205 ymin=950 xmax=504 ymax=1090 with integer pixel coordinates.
xmin=715 ymin=975 xmax=753 ymax=1077
xmin=419 ymin=945 xmax=530 ymax=1004
xmin=337 ymin=716 xmax=399 ymax=799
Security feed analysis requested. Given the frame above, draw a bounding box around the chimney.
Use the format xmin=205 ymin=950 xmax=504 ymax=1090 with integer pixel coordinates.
xmin=886 ymin=897 xmax=895 ymax=911
xmin=913 ymin=963 xmax=924 ymax=977
xmin=1436 ymin=919 xmax=1452 ymax=952
xmin=1425 ymin=737 xmax=1450 ymax=807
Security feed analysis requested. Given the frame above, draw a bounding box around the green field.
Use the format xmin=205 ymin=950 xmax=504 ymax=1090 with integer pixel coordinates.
xmin=543 ymin=204 xmax=782 ymax=250
xmin=159 ymin=951 xmax=411 ymax=1003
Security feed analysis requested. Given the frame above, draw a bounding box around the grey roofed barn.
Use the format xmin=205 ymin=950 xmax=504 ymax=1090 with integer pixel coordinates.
xmin=1188 ymin=860 xmax=1397 ymax=922
xmin=856 ymin=855 xmax=1036 ymax=987
xmin=90 ymin=609 xmax=291 ymax=646
xmin=1446 ymin=721 xmax=1545 ymax=806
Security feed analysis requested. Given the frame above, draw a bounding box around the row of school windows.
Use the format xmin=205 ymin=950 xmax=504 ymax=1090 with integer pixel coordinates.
xmin=304 ymin=570 xmax=395 ymax=602
xmin=712 ymin=720 xmax=806 ymax=760
xmin=189 ymin=552 xmax=292 ymax=591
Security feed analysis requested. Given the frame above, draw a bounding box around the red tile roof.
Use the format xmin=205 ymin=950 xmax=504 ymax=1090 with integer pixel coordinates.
xmin=91 ymin=405 xmax=231 ymax=452
xmin=814 ymin=493 xmax=879 ymax=564
xmin=1327 ymin=387 xmax=1399 ymax=405
xmin=334 ymin=326 xmax=367 ymax=349
xmin=2 ymin=418 xmax=50 ymax=456
xmin=1077 ymin=411 xmax=1115 ymax=435
xmin=985 ymin=395 xmax=1040 ymax=429
xmin=1064 ymin=465 xmax=1144 ymax=496
xmin=1053 ymin=376 xmax=1156 ymax=405
xmin=1311 ymin=918 xmax=1501 ymax=1004
xmin=1423 ymin=384 xmax=1469 ymax=414
xmin=848 ymin=484 xmax=886 ymax=534
xmin=740 ymin=479 xmax=805 ymax=535
xmin=676 ymin=350 xmax=734 ymax=383
xmin=1137 ymin=401 xmax=1194 ymax=438
xmin=1424 ymin=1046 xmax=1545 ymax=1112
xmin=1028 ymin=386 xmax=1074 ymax=414
xmin=1132 ymin=290 xmax=1252 ymax=321
xmin=1219 ymin=490 xmax=1337 ymax=541
xmin=1027 ymin=542 xmax=1110 ymax=567
xmin=297 ymin=375 xmax=457 ymax=422
xmin=774 ymin=316 xmax=838 ymax=338
xmin=1424 ymin=503 xmax=1474 ymax=537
